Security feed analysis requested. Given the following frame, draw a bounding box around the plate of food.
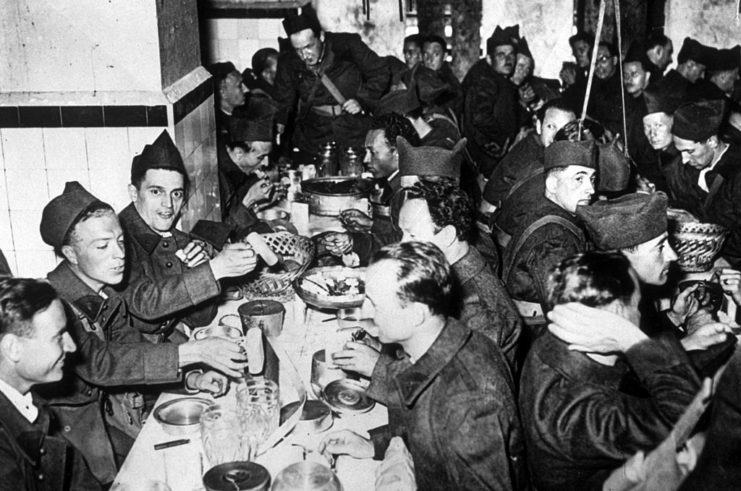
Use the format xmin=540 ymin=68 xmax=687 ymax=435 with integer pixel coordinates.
xmin=294 ymin=266 xmax=366 ymax=310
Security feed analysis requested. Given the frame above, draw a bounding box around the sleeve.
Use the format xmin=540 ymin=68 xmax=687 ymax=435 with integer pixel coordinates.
xmin=68 ymin=313 xmax=182 ymax=386
xmin=439 ymin=392 xmax=522 ymax=490
xmin=122 ymin=261 xmax=221 ymax=323
xmin=525 ymin=226 xmax=584 ymax=307
xmin=346 ymin=34 xmax=390 ymax=108
xmin=537 ymin=336 xmax=700 ymax=461
xmin=274 ymin=54 xmax=300 ymax=126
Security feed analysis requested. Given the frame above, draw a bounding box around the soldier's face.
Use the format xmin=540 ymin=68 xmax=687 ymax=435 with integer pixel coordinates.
xmin=710 ymin=68 xmax=739 ymax=96
xmin=398 ymin=199 xmax=444 ymax=251
xmin=657 ymin=41 xmax=674 ymax=70
xmin=595 ymin=46 xmax=617 ymax=80
xmin=538 ymin=108 xmax=576 ymax=147
xmin=490 ymin=45 xmax=516 ymax=75
xmin=221 ymin=72 xmax=246 ymax=110
xmin=643 ymin=112 xmax=673 ymax=150
xmin=623 ymin=61 xmax=649 ymax=96
xmin=684 ymin=61 xmax=706 ymax=84
xmin=511 ymin=54 xmax=533 ymax=86
xmin=130 ymin=169 xmax=186 ymax=233
xmin=230 ymin=141 xmax=273 ymax=175
xmin=622 ymin=232 xmax=677 ymax=286
xmin=673 ymin=136 xmax=714 ymax=169
xmin=572 ymin=40 xmax=591 ymax=68
xmin=291 ymin=29 xmax=323 ymax=67
xmin=547 ymin=165 xmax=596 ymax=213
xmin=423 ymin=42 xmax=445 ymax=71
xmin=363 ymin=259 xmax=417 ymax=345
xmin=404 ymin=42 xmax=422 ymax=69
xmin=364 ymin=129 xmax=397 ymax=178
xmin=13 ymin=299 xmax=77 ymax=387
xmin=64 ymin=212 xmax=126 ymax=291
xmin=261 ymin=55 xmax=279 ymax=86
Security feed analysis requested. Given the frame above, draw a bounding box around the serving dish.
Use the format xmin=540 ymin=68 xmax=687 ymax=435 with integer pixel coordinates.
xmin=153 ymin=397 xmax=213 ymax=436
xmin=294 ymin=266 xmax=366 ymax=310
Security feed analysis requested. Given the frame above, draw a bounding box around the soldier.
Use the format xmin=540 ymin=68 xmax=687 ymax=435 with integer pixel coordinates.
xmin=274 ymin=6 xmax=389 ymax=160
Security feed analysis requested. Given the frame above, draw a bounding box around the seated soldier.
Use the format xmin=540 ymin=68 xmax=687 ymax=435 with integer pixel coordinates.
xmin=206 ymin=61 xmax=246 ymax=138
xmin=520 ymin=251 xmax=702 ymax=491
xmin=501 ymin=139 xmax=597 ymax=340
xmin=320 ymin=242 xmax=525 ymax=490
xmin=422 ymin=35 xmax=462 ymax=118
xmin=39 ymin=182 xmax=249 ymax=485
xmin=667 ymin=100 xmax=741 ymax=266
xmin=577 ymin=192 xmax=735 ymax=369
xmin=118 ymin=131 xmax=259 ymax=342
xmin=0 ymin=277 xmax=98 ymax=490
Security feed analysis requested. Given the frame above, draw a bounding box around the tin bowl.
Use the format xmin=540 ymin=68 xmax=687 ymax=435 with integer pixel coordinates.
xmin=294 ymin=266 xmax=366 ymax=310
xmin=154 ymin=397 xmax=213 ymax=436
xmin=271 ymin=461 xmax=342 ymax=491
xmin=281 ymin=400 xmax=333 ymax=435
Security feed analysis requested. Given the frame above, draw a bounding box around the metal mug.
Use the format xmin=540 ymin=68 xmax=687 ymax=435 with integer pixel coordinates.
xmin=237 ymin=300 xmax=286 ymax=337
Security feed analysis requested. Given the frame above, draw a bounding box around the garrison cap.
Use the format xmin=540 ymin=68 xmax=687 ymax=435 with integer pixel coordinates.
xmin=40 ymin=182 xmax=106 ymax=250
xmin=672 ymin=100 xmax=726 ymax=141
xmin=544 ymin=140 xmax=598 ymax=171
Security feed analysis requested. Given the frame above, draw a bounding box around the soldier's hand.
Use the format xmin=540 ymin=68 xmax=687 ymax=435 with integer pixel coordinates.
xmin=548 ymin=303 xmax=648 ymax=353
xmin=339 ymin=209 xmax=372 ymax=232
xmin=319 ymin=430 xmax=374 ymax=459
xmin=188 ymin=370 xmax=229 ymax=397
xmin=680 ymin=322 xmax=732 ymax=351
xmin=180 ymin=240 xmax=210 ymax=268
xmin=242 ymin=179 xmax=273 ymax=209
xmin=320 ymin=232 xmax=353 ymax=256
xmin=179 ymin=337 xmax=248 ymax=378
xmin=342 ymin=99 xmax=363 ymax=115
xmin=718 ymin=268 xmax=741 ymax=306
xmin=518 ymin=83 xmax=536 ymax=103
xmin=331 ymin=342 xmax=380 ymax=378
xmin=209 ymin=243 xmax=258 ymax=279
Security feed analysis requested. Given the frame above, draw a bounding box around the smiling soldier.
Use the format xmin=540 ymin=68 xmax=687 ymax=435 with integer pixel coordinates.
xmin=118 ymin=131 xmax=259 ymax=343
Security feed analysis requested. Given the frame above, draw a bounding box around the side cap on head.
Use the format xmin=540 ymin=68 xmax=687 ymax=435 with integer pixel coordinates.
xmin=397 ymin=136 xmax=465 ymax=179
xmin=672 ymin=99 xmax=726 ymax=141
xmin=131 ymin=131 xmax=186 ymax=185
xmin=544 ymin=140 xmax=598 ymax=171
xmin=40 ymin=181 xmax=104 ymax=250
xmin=576 ymin=191 xmax=668 ymax=250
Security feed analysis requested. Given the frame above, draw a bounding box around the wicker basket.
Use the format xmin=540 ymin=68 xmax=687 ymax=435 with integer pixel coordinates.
xmin=669 ymin=221 xmax=728 ymax=272
xmin=241 ymin=232 xmax=315 ymax=297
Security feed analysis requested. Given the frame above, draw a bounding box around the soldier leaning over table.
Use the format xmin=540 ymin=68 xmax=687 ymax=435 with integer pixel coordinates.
xmin=116 ymin=130 xmax=260 ymax=343
xmin=37 ymin=182 xmax=250 ymax=487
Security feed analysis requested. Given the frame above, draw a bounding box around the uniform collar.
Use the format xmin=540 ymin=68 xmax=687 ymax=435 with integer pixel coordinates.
xmin=119 ymin=203 xmax=164 ymax=255
xmin=535 ymin=331 xmax=627 ymax=388
xmin=0 ymin=378 xmax=37 ymax=423
xmin=451 ymin=246 xmax=485 ymax=284
xmin=0 ymin=390 xmax=48 ymax=466
xmin=47 ymin=262 xmax=118 ymax=321
xmin=394 ymin=318 xmax=471 ymax=408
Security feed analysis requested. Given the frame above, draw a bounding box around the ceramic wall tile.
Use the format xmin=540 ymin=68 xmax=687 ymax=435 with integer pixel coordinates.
xmin=215 ymin=18 xmax=238 ymax=40
xmin=256 ymin=19 xmax=282 ymax=41
xmin=14 ymin=249 xmax=56 ymax=279
xmin=1 ymin=128 xmax=46 ymax=170
xmin=84 ymin=127 xmax=132 ymax=171
xmin=46 ymin=169 xmax=91 ymax=199
xmin=237 ymin=19 xmax=261 ymax=39
xmin=0 ymin=207 xmax=14 ymax=252
xmin=43 ymin=128 xmax=88 ymax=169
xmin=6 ymin=169 xmax=49 ymax=210
xmin=88 ymin=166 xmax=131 ymax=213
xmin=0 ymin=169 xmax=9 ymax=211
xmin=127 ymin=127 xmax=166 ymax=160
xmin=9 ymin=210 xmax=48 ymax=252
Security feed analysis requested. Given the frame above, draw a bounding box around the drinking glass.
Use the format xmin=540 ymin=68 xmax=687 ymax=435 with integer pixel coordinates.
xmin=237 ymin=379 xmax=280 ymax=437
xmin=200 ymin=405 xmax=252 ymax=467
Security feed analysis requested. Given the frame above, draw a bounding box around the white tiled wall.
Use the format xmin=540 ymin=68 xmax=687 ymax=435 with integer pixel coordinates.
xmin=203 ymin=18 xmax=283 ymax=72
xmin=0 ymin=126 xmax=165 ymax=278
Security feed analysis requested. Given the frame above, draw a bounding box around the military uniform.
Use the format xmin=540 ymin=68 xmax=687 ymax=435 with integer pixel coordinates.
xmin=117 ymin=204 xmax=220 ymax=342
xmin=483 ymin=130 xmax=543 ymax=206
xmin=274 ymin=32 xmax=389 ymax=155
xmin=461 ymin=59 xmax=520 ymax=176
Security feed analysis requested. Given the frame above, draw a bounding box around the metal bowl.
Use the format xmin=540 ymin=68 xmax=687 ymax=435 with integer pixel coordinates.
xmin=154 ymin=397 xmax=213 ymax=436
xmin=271 ymin=461 xmax=342 ymax=491
xmin=294 ymin=266 xmax=366 ymax=310
xmin=301 ymin=177 xmax=370 ymax=217
xmin=281 ymin=400 xmax=333 ymax=435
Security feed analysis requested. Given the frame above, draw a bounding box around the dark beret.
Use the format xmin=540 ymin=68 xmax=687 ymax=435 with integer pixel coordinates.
xmin=677 ymin=37 xmax=713 ymax=65
xmin=597 ymin=140 xmax=631 ymax=193
xmin=282 ymin=4 xmax=321 ymax=36
xmin=487 ymin=25 xmax=519 ymax=54
xmin=544 ymin=140 xmax=598 ymax=171
xmin=623 ymin=41 xmax=651 ymax=70
xmin=397 ymin=136 xmax=465 ymax=179
xmin=707 ymin=45 xmax=740 ymax=72
xmin=228 ymin=115 xmax=273 ymax=143
xmin=576 ymin=192 xmax=668 ymax=250
xmin=672 ymin=100 xmax=726 ymax=141
xmin=40 ymin=182 xmax=104 ymax=250
xmin=643 ymin=86 xmax=685 ymax=115
xmin=131 ymin=131 xmax=186 ymax=185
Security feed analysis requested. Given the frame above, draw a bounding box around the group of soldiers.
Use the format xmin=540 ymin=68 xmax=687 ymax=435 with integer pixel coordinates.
xmin=2 ymin=4 xmax=741 ymax=491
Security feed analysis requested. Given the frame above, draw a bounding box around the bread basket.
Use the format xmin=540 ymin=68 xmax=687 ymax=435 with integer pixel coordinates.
xmin=669 ymin=220 xmax=728 ymax=272
xmin=241 ymin=232 xmax=315 ymax=298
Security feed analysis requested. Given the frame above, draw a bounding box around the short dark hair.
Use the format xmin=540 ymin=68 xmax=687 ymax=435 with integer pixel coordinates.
xmin=645 ymin=31 xmax=671 ymax=51
xmin=404 ymin=180 xmax=474 ymax=242
xmin=252 ymin=47 xmax=279 ymax=77
xmin=547 ymin=252 xmax=636 ymax=310
xmin=598 ymin=41 xmax=618 ymax=58
xmin=61 ymin=202 xmax=116 ymax=254
xmin=536 ymin=98 xmax=577 ymax=123
xmin=369 ymin=113 xmax=421 ymax=148
xmin=226 ymin=141 xmax=254 ymax=153
xmin=404 ymin=34 xmax=423 ymax=49
xmin=423 ymin=35 xmax=447 ymax=53
xmin=131 ymin=168 xmax=189 ymax=196
xmin=0 ymin=277 xmax=59 ymax=339
xmin=372 ymin=241 xmax=453 ymax=317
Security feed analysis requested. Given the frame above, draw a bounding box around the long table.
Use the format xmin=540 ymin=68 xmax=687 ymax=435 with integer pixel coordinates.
xmin=113 ymin=213 xmax=387 ymax=490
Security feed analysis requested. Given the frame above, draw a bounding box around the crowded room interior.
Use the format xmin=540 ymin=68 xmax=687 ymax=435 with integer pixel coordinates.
xmin=2 ymin=0 xmax=741 ymax=489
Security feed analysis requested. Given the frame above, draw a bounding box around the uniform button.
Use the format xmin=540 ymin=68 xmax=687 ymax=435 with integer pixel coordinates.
xmin=63 ymin=425 xmax=71 ymax=432
xmin=166 ymin=261 xmax=173 ymax=268
xmin=162 ymin=241 xmax=169 ymax=248
xmin=102 ymin=304 xmax=108 ymax=311
xmin=86 ymin=389 xmax=93 ymax=396
xmin=39 ymin=447 xmax=46 ymax=455
xmin=37 ymin=473 xmax=44 ymax=481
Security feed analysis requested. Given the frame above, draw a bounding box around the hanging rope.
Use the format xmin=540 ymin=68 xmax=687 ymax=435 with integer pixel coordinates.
xmin=579 ymin=0 xmax=607 ymax=138
xmin=614 ymin=0 xmax=629 ymax=156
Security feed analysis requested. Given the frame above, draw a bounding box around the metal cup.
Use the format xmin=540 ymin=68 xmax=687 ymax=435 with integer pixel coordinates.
xmin=237 ymin=300 xmax=286 ymax=337
xmin=310 ymin=350 xmax=351 ymax=397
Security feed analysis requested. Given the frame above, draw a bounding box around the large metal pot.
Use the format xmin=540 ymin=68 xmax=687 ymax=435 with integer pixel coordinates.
xmin=300 ymin=177 xmax=370 ymax=217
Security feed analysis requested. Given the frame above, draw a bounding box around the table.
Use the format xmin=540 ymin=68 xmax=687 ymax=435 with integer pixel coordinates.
xmin=113 ymin=212 xmax=387 ymax=490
